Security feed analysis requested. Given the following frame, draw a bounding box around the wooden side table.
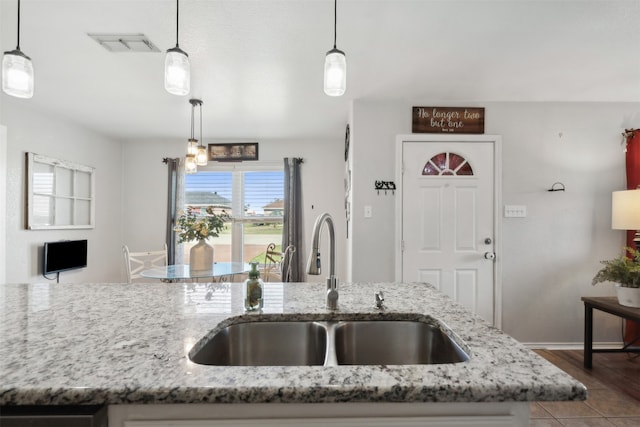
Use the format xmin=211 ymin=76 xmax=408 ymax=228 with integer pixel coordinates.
xmin=582 ymin=296 xmax=640 ymax=368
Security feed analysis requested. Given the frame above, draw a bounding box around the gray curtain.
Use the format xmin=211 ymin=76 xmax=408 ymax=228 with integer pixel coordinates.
xmin=282 ymin=158 xmax=304 ymax=282
xmin=164 ymin=157 xmax=185 ymax=265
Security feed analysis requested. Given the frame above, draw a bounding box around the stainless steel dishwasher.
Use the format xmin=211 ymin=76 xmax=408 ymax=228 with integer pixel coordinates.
xmin=0 ymin=405 xmax=107 ymax=427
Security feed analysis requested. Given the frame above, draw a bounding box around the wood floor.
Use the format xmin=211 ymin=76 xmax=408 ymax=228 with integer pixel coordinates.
xmin=531 ymin=350 xmax=640 ymax=426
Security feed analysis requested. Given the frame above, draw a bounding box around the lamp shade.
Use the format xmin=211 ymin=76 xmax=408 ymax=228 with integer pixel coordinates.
xmin=187 ymin=138 xmax=198 ymax=156
xmin=185 ymin=154 xmax=197 ymax=174
xmin=324 ymin=48 xmax=346 ymax=96
xmin=164 ymin=47 xmax=190 ymax=96
xmin=2 ymin=49 xmax=34 ymax=98
xmin=196 ymin=146 xmax=208 ymax=166
xmin=612 ymin=189 xmax=640 ymax=230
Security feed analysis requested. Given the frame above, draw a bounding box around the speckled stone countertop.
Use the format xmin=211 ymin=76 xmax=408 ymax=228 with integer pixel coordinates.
xmin=0 ymin=281 xmax=586 ymax=406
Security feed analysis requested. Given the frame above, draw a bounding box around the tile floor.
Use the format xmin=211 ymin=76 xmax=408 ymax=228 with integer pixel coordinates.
xmin=531 ymin=350 xmax=640 ymax=426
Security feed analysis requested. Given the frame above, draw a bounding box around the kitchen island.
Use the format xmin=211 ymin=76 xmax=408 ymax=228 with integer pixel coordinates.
xmin=0 ymin=281 xmax=586 ymax=426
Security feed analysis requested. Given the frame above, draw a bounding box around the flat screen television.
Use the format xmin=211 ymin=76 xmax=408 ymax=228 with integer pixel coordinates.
xmin=43 ymin=239 xmax=88 ymax=275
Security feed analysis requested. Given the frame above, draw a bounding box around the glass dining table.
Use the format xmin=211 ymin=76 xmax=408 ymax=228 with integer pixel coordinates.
xmin=140 ymin=262 xmax=251 ymax=282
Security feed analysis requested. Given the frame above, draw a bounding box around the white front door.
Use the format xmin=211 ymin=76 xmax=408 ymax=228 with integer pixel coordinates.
xmin=397 ymin=136 xmax=501 ymax=326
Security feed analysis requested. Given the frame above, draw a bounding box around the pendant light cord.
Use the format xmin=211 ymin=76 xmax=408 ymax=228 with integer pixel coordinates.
xmin=333 ymin=0 xmax=337 ymax=49
xmin=190 ymin=101 xmax=195 ymax=140
xmin=175 ymin=0 xmax=180 ymax=48
xmin=199 ymin=102 xmax=203 ymax=147
xmin=17 ymin=0 xmax=21 ymax=50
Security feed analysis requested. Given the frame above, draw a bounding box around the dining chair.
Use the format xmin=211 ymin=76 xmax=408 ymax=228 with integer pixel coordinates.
xmin=262 ymin=242 xmax=282 ymax=282
xmin=122 ymin=244 xmax=168 ymax=283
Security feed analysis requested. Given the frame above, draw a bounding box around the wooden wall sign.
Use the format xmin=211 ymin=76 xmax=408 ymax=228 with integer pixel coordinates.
xmin=412 ymin=107 xmax=485 ymax=134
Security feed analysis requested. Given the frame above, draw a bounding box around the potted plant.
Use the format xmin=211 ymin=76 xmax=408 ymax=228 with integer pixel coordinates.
xmin=174 ymin=206 xmax=229 ymax=274
xmin=592 ymin=247 xmax=640 ymax=307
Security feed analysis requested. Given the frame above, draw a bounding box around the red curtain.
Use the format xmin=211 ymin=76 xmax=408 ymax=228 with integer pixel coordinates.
xmin=624 ymin=129 xmax=640 ymax=344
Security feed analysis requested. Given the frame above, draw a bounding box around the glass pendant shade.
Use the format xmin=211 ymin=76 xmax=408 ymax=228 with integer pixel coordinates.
xmin=324 ymin=48 xmax=346 ymax=97
xmin=184 ymin=98 xmax=201 ymax=173
xmin=187 ymin=138 xmax=198 ymax=156
xmin=2 ymin=49 xmax=33 ymax=99
xmin=164 ymin=47 xmax=190 ymax=96
xmin=196 ymin=146 xmax=208 ymax=166
xmin=185 ymin=154 xmax=197 ymax=174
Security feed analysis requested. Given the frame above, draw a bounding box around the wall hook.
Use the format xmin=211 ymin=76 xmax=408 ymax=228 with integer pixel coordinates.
xmin=375 ymin=180 xmax=396 ymax=195
xmin=548 ymin=182 xmax=565 ymax=192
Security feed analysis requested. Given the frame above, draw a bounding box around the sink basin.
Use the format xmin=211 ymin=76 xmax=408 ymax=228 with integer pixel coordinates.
xmin=189 ymin=321 xmax=327 ymax=366
xmin=189 ymin=318 xmax=470 ymax=366
xmin=334 ymin=320 xmax=470 ymax=365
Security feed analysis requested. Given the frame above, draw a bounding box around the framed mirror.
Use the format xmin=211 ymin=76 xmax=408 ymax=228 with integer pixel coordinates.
xmin=26 ymin=152 xmax=95 ymax=230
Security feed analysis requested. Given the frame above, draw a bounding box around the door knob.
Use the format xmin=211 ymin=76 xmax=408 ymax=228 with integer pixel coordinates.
xmin=484 ymin=252 xmax=496 ymax=260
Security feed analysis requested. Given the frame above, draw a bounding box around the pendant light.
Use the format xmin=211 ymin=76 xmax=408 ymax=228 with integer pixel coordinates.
xmin=195 ymin=100 xmax=208 ymax=166
xmin=323 ymin=0 xmax=346 ymax=97
xmin=185 ymin=99 xmax=201 ymax=174
xmin=2 ymin=0 xmax=34 ymax=99
xmin=165 ymin=0 xmax=190 ymax=96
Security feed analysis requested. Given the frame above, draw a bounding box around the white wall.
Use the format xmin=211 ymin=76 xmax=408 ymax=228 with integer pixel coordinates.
xmin=2 ymin=99 xmax=123 ymax=284
xmin=350 ymin=100 xmax=640 ymax=344
xmin=0 ymin=125 xmax=6 ymax=284
xmin=0 ymin=100 xmax=344 ymax=285
xmin=120 ymin=137 xmax=346 ymax=283
xmin=4 ymin=96 xmax=638 ymax=345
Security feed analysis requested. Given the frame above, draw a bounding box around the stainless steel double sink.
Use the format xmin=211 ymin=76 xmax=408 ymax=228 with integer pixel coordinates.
xmin=189 ymin=318 xmax=470 ymax=366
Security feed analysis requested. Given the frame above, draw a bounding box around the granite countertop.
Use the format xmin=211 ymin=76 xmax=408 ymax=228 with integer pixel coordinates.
xmin=0 ymin=281 xmax=586 ymax=406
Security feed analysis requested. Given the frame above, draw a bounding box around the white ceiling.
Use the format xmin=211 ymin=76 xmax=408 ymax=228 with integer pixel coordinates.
xmin=2 ymin=0 xmax=639 ymax=142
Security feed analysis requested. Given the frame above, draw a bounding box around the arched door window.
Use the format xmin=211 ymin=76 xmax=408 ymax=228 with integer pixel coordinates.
xmin=422 ymin=152 xmax=474 ymax=176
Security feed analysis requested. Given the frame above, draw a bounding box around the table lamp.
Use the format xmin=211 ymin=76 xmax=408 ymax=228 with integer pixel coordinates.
xmin=612 ymin=189 xmax=640 ymax=250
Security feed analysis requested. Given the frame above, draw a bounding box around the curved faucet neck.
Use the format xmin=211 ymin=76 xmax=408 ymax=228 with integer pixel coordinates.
xmin=307 ymin=212 xmax=336 ymax=278
xmin=307 ymin=212 xmax=339 ymax=310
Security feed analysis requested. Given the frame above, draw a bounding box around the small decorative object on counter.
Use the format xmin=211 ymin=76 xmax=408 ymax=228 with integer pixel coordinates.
xmin=244 ymin=262 xmax=264 ymax=311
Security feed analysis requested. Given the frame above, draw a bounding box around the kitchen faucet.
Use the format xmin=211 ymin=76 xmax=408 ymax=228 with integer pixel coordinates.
xmin=306 ymin=212 xmax=338 ymax=310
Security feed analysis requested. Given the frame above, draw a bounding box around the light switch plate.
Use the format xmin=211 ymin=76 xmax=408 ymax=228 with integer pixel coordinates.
xmin=504 ymin=205 xmax=527 ymax=218
xmin=364 ymin=205 xmax=373 ymax=218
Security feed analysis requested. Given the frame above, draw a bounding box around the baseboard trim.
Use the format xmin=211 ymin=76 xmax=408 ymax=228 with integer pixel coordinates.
xmin=523 ymin=342 xmax=623 ymax=350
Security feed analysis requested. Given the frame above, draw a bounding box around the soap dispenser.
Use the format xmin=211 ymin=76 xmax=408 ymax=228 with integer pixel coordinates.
xmin=244 ymin=262 xmax=264 ymax=311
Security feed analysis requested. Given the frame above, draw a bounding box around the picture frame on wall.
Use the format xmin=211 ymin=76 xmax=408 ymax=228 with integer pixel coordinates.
xmin=25 ymin=152 xmax=96 ymax=230
xmin=208 ymin=142 xmax=259 ymax=162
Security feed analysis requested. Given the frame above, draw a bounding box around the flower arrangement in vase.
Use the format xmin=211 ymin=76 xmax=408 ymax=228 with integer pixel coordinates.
xmin=592 ymin=247 xmax=640 ymax=307
xmin=174 ymin=206 xmax=229 ymax=274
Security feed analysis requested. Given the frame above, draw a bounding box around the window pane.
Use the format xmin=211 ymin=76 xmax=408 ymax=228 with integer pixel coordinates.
xmin=55 ymin=198 xmax=73 ymax=226
xmin=33 ymin=163 xmax=54 ymax=195
xmin=56 ymin=167 xmax=73 ymax=197
xmin=76 ymin=170 xmax=92 ymax=198
xmin=32 ymin=195 xmax=54 ymax=225
xmin=244 ymin=171 xmax=284 ymax=217
xmin=75 ymin=199 xmax=92 ymax=225
xmin=184 ymin=172 xmax=232 ymax=262
xmin=243 ymin=171 xmax=284 ymax=263
xmin=185 ymin=172 xmax=233 ymax=212
xmin=184 ymin=169 xmax=284 ymax=265
xmin=244 ymin=223 xmax=283 ymax=263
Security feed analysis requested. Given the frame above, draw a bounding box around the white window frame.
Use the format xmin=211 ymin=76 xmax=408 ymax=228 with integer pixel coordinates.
xmin=26 ymin=152 xmax=95 ymax=230
xmin=193 ymin=161 xmax=284 ymax=263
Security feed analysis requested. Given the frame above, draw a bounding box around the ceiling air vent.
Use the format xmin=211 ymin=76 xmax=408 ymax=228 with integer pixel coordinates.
xmin=88 ymin=33 xmax=160 ymax=53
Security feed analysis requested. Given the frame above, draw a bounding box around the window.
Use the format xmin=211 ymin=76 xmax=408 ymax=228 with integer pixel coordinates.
xmin=26 ymin=152 xmax=95 ymax=229
xmin=422 ymin=152 xmax=474 ymax=176
xmin=183 ymin=165 xmax=284 ymax=263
